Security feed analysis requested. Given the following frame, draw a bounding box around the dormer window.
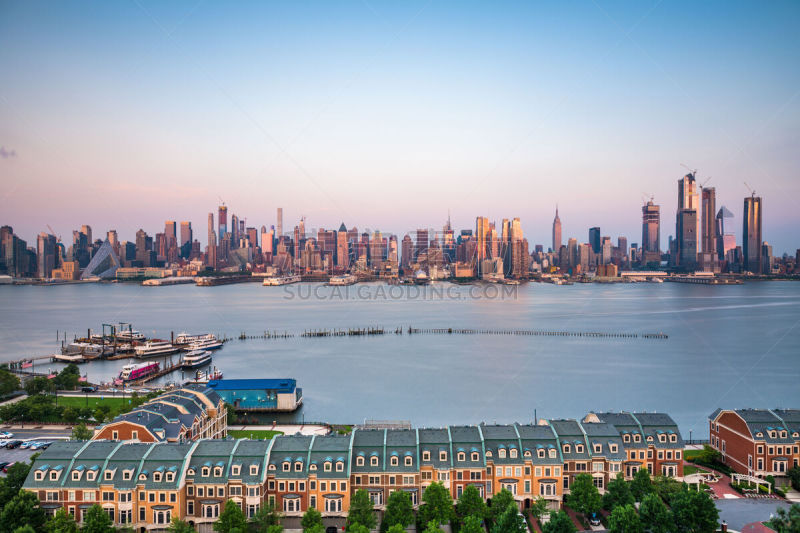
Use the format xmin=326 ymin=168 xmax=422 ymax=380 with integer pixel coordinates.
xmin=610 ymin=444 xmax=618 ymax=453
xmin=50 ymin=471 xmax=60 ymax=481
xmin=231 ymin=466 xmax=240 ymax=476
xmin=563 ymin=444 xmax=571 ymax=453
xmin=138 ymin=473 xmax=147 ymax=481
xmin=214 ymin=467 xmax=222 ymax=477
xmin=294 ymin=462 xmax=303 ymax=472
xmin=471 ymin=452 xmax=479 ymax=461
xmin=537 ymin=449 xmax=545 ymax=459
xmin=623 ymin=434 xmax=630 ymax=443
xmin=633 ymin=434 xmax=641 ymax=443
xmin=123 ymin=470 xmax=133 ymax=481
xmin=770 ymin=431 xmax=777 ymax=439
xmin=485 ymin=450 xmax=492 ymax=458
xmin=268 ymin=464 xmax=276 ymax=471
xmin=548 ymin=449 xmax=557 ymax=459
xmin=282 ymin=462 xmax=290 ymax=472
xmin=356 ymin=457 xmax=365 ymax=466
xmin=576 ymin=445 xmax=584 ymax=453
xmin=104 ymin=470 xmax=114 ymax=481
xmin=498 ymin=448 xmax=506 ymax=459
xmin=390 ymin=456 xmax=399 ymax=466
xmin=72 ymin=471 xmax=82 ymax=481
xmin=756 ymin=432 xmax=764 ymax=438
xmin=35 ymin=471 xmax=45 ymax=481
xmin=153 ymin=472 xmax=162 ymax=482
xmin=423 ymin=451 xmax=430 ymax=461
xmin=187 ymin=468 xmax=195 ymax=476
xmin=324 ymin=462 xmax=332 ymax=472
xmin=780 ymin=431 xmax=787 ymax=439
xmin=793 ymin=432 xmax=799 ymax=438
xmin=510 ymin=449 xmax=518 ymax=459
xmin=166 ymin=472 xmax=175 ymax=482
xmin=406 ymin=456 xmax=413 ymax=466
xmin=457 ymin=452 xmax=465 ymax=462
xmin=439 ymin=451 xmax=447 ymax=461
xmin=370 ymin=456 xmax=379 ymax=467
xmin=669 ymin=435 xmax=677 ymax=443
xmin=310 ymin=464 xmax=317 ymax=471
xmin=86 ymin=471 xmax=96 ymax=481
xmin=336 ymin=461 xmax=344 ymax=472
xmin=523 ymin=450 xmax=531 ymax=458
xmin=202 ymin=467 xmax=210 ymax=477
xmin=593 ymin=444 xmax=601 ymax=454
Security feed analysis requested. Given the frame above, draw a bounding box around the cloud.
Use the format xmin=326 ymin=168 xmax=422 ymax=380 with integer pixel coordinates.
xmin=0 ymin=146 xmax=17 ymax=159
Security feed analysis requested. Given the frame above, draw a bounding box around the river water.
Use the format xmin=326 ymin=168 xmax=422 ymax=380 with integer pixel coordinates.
xmin=1 ymin=281 xmax=798 ymax=438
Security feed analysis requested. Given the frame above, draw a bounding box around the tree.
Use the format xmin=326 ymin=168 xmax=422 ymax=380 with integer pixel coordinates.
xmin=638 ymin=493 xmax=673 ymax=533
xmin=608 ymin=504 xmax=643 ymax=533
xmin=249 ymin=501 xmax=282 ymax=532
xmin=0 ymin=489 xmax=46 ymax=533
xmin=489 ymin=488 xmax=515 ymax=522
xmin=670 ymin=490 xmax=719 ymax=533
xmin=541 ymin=511 xmax=577 ymax=533
xmin=0 ymin=462 xmax=32 ymax=509
xmin=81 ymin=504 xmax=114 ymax=533
xmin=70 ymin=422 xmax=92 ymax=440
xmin=266 ymin=526 xmax=284 ymax=533
xmin=603 ymin=473 xmax=634 ymax=511
xmin=418 ymin=482 xmax=454 ymax=529
xmin=695 ymin=445 xmax=721 ymax=466
xmin=54 ymin=365 xmax=81 ymax=390
xmin=789 ymin=468 xmax=800 ymax=492
xmin=630 ymin=469 xmax=653 ymax=502
xmin=456 ymin=484 xmax=487 ymax=525
xmin=347 ymin=525 xmax=370 ymax=533
xmin=61 ymin=407 xmax=78 ymax=424
xmin=567 ymin=474 xmax=601 ymax=517
xmin=382 ymin=489 xmax=414 ymax=531
xmin=45 ymin=507 xmax=79 ymax=533
xmin=491 ymin=504 xmax=526 ymax=533
xmin=422 ymin=521 xmax=444 ymax=533
xmin=24 ymin=376 xmax=53 ymax=396
xmin=347 ymin=489 xmax=377 ymax=531
xmin=12 ymin=527 xmax=35 ymax=533
xmin=386 ymin=525 xmax=405 ymax=533
xmin=770 ymin=503 xmax=800 ymax=533
xmin=214 ymin=500 xmax=248 ymax=533
xmin=304 ymin=526 xmax=324 ymax=533
xmin=167 ymin=517 xmax=196 ymax=533
xmin=0 ymin=368 xmax=21 ymax=396
xmin=301 ymin=507 xmax=323 ymax=532
xmin=529 ymin=498 xmax=549 ymax=521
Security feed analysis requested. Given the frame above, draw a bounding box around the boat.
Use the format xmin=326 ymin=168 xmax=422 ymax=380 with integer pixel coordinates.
xmin=61 ymin=342 xmax=113 ymax=357
xmin=413 ymin=270 xmax=430 ymax=285
xmin=134 ymin=340 xmax=179 ymax=358
xmin=263 ymin=275 xmax=302 ymax=286
xmin=192 ymin=366 xmax=223 ymax=383
xmin=175 ymin=332 xmax=218 ymax=345
xmin=180 ymin=349 xmax=212 ymax=369
xmin=328 ymin=274 xmax=357 ymax=286
xmin=186 ymin=337 xmax=223 ymax=351
xmin=116 ymin=328 xmax=146 ymax=341
xmin=51 ymin=353 xmax=87 ymax=364
xmin=118 ymin=361 xmax=160 ymax=382
xmin=502 ymin=279 xmax=520 ymax=285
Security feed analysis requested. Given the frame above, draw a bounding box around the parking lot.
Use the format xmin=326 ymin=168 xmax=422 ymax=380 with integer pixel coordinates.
xmin=0 ymin=427 xmax=72 ymax=475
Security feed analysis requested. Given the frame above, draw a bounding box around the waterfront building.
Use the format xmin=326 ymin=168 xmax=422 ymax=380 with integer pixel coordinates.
xmin=708 ymin=408 xmax=799 ymax=480
xmin=641 ymin=200 xmax=660 ymax=264
xmin=552 ymin=207 xmax=562 ymax=253
xmin=93 ymin=385 xmax=227 ymax=443
xmin=24 ymin=413 xmax=684 ymax=531
xmin=206 ymin=379 xmax=302 ymax=412
xmin=743 ymin=194 xmax=763 ymax=274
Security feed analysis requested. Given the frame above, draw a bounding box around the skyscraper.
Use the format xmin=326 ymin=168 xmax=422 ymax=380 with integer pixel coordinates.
xmin=476 ymin=216 xmax=489 ymax=266
xmin=37 ymin=232 xmax=57 ymax=278
xmin=715 ymin=206 xmax=734 ymax=261
xmin=552 ymin=206 xmax=562 ymax=253
xmin=415 ymin=229 xmax=429 ymax=260
xmin=165 ymin=221 xmax=177 ymax=248
xmin=207 ymin=213 xmax=217 ymax=270
xmin=675 ymin=172 xmax=699 ymax=268
xmin=589 ymin=227 xmax=601 ymax=254
xmin=701 ymin=187 xmax=716 ymax=254
xmin=641 ymin=199 xmax=660 ymax=264
xmin=277 ymin=208 xmax=283 ymax=237
xmin=218 ymin=204 xmax=228 ymax=242
xmin=743 ymin=194 xmax=762 ymax=274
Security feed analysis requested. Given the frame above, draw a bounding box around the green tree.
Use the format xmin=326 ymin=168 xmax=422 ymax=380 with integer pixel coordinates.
xmin=215 ymin=500 xmax=248 ymax=533
xmin=461 ymin=515 xmax=484 ymax=533
xmin=695 ymin=445 xmax=721 ymax=465
xmin=770 ymin=503 xmax=800 ymax=533
xmin=0 ymin=462 xmax=32 ymax=509
xmin=630 ymin=469 xmax=653 ymax=502
xmin=0 ymin=368 xmax=21 ymax=396
xmin=788 ymin=467 xmax=800 ymax=492
xmin=491 ymin=504 xmax=526 ymax=533
xmin=71 ymin=422 xmax=92 ymax=440
xmin=529 ymin=498 xmax=549 ymax=520
xmin=54 ymin=365 xmax=81 ymax=390
xmin=24 ymin=376 xmax=53 ymax=396
xmin=382 ymin=489 xmax=414 ymax=531
xmin=387 ymin=525 xmax=406 ymax=533
xmin=45 ymin=507 xmax=79 ymax=533
xmin=567 ymin=473 xmax=601 ymax=517
xmin=456 ymin=484 xmax=487 ymax=524
xmin=249 ymin=501 xmax=282 ymax=532
xmin=167 ymin=517 xmax=196 ymax=533
xmin=266 ymin=526 xmax=284 ymax=533
xmin=422 ymin=521 xmax=444 ymax=533
xmin=639 ymin=493 xmax=673 ymax=533
xmin=0 ymin=489 xmax=47 ymax=533
xmin=418 ymin=482 xmax=454 ymax=529
xmin=61 ymin=407 xmax=78 ymax=424
xmin=541 ymin=511 xmax=577 ymax=533
xmin=304 ymin=525 xmax=324 ymax=533
xmin=608 ymin=504 xmax=643 ymax=533
xmin=670 ymin=490 xmax=719 ymax=533
xmin=301 ymin=507 xmax=323 ymax=532
xmin=81 ymin=504 xmax=114 ymax=533
xmin=347 ymin=489 xmax=377 ymax=531
xmin=347 ymin=525 xmax=370 ymax=533
xmin=489 ymin=488 xmax=515 ymax=522
xmin=12 ymin=526 xmax=35 ymax=533
xmin=603 ymin=473 xmax=634 ymax=511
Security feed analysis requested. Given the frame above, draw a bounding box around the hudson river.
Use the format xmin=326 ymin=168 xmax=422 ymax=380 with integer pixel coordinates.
xmin=1 ymin=281 xmax=799 ymax=438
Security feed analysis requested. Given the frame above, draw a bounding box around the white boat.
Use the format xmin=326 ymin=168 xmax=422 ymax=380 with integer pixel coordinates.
xmin=328 ymin=274 xmax=357 ymax=286
xmin=51 ymin=353 xmax=87 ymax=364
xmin=61 ymin=342 xmax=113 ymax=357
xmin=263 ymin=275 xmax=302 ymax=286
xmin=181 ymin=349 xmax=212 ymax=369
xmin=187 ymin=337 xmax=223 ymax=351
xmin=650 ymin=277 xmax=664 ymax=283
xmin=116 ymin=329 xmax=146 ymax=341
xmin=175 ymin=332 xmax=218 ymax=345
xmin=134 ymin=341 xmax=179 ymax=358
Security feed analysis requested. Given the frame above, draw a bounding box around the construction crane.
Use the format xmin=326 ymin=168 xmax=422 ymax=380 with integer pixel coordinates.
xmin=744 ymin=182 xmax=756 ymax=197
xmin=699 ymin=176 xmax=712 ymax=188
xmin=46 ymin=224 xmax=61 ymax=243
xmin=680 ymin=163 xmax=698 ymax=177
xmin=641 ymin=192 xmax=654 ymax=204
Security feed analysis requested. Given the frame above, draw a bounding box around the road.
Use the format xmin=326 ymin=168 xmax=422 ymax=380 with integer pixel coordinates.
xmin=0 ymin=427 xmax=72 ymax=475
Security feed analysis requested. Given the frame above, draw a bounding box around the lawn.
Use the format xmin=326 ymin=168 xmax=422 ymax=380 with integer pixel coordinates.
xmin=228 ymin=430 xmax=284 ymax=440
xmin=683 ymin=464 xmax=710 ymax=476
xmin=55 ymin=396 xmax=134 ymax=411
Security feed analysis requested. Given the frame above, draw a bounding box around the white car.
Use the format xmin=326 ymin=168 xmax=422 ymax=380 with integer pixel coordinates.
xmin=0 ymin=439 xmax=8 ymax=447
xmin=0 ymin=431 xmax=12 ymax=438
xmin=123 ymin=389 xmax=134 ymax=394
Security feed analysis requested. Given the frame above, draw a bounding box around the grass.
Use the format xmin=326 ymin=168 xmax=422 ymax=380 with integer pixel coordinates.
xmin=683 ymin=464 xmax=709 ymax=476
xmin=228 ymin=430 xmax=284 ymax=440
xmin=684 ymin=449 xmax=702 ymax=461
xmin=55 ymin=396 xmax=134 ymax=411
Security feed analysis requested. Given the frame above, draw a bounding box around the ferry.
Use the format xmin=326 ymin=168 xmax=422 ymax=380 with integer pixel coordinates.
xmin=263 ymin=275 xmax=302 ymax=286
xmin=134 ymin=340 xmax=179 ymax=358
xmin=328 ymin=274 xmax=357 ymax=286
xmin=175 ymin=332 xmax=218 ymax=345
xmin=51 ymin=353 xmax=87 ymax=364
xmin=181 ymin=349 xmax=212 ymax=369
xmin=118 ymin=361 xmax=159 ymax=382
xmin=187 ymin=337 xmax=223 ymax=351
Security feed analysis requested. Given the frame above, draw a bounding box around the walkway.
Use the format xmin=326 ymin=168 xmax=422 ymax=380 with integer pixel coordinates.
xmin=683 ymin=460 xmax=740 ymax=499
xmin=228 ymin=424 xmax=330 ymax=436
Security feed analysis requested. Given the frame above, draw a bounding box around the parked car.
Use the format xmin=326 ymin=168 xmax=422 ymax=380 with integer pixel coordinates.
xmin=81 ymin=386 xmax=97 ymax=393
xmin=19 ymin=441 xmax=34 ymax=449
xmin=3 ymin=462 xmax=16 ymax=472
xmin=0 ymin=461 xmax=9 ymax=470
xmin=589 ymin=512 xmax=601 ymax=526
xmin=0 ymin=431 xmax=13 ymax=438
xmin=123 ymin=388 xmax=134 ymax=394
xmin=0 ymin=440 xmax=8 ymax=447
xmin=5 ymin=440 xmax=23 ymax=449
xmin=138 ymin=388 xmax=151 ymax=394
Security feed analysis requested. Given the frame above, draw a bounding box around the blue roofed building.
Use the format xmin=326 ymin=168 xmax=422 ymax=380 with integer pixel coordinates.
xmin=207 ymin=379 xmax=303 ymax=412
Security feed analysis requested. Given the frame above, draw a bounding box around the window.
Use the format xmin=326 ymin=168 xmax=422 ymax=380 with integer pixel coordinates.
xmin=250 ymin=465 xmax=258 ymax=476
xmin=405 ymin=456 xmax=413 ymax=466
xmin=423 ymin=451 xmax=430 ymax=461
xmin=72 ymin=471 xmax=81 ymax=481
xmin=104 ymin=470 xmax=113 ymax=481
xmin=282 ymin=462 xmax=290 ymax=472
xmin=131 ymin=431 xmax=138 ymax=440
xmin=593 ymin=444 xmax=601 ymax=454
xmin=295 ymin=462 xmax=303 ymax=472
xmin=610 ymin=444 xmax=618 ymax=453
xmin=50 ymin=470 xmax=60 ymax=481
xmin=87 ymin=471 xmax=96 ymax=481
xmin=153 ymin=472 xmax=162 ymax=482
xmin=214 ymin=467 xmax=223 ymax=477
xmin=336 ymin=461 xmax=344 ymax=472
xmin=549 ymin=449 xmax=557 ymax=459
xmin=471 ymin=452 xmax=479 ymax=462
xmin=623 ymin=434 xmax=630 ymax=443
xmin=202 ymin=467 xmax=210 ymax=477
xmin=537 ymin=449 xmax=545 ymax=459
xmin=510 ymin=448 xmax=518 ymax=459
xmin=634 ymin=434 xmax=641 ymax=443
xmin=439 ymin=451 xmax=447 ymax=461
xmin=576 ymin=445 xmax=584 ymax=453
xmin=102 ymin=492 xmax=114 ymax=502
xmin=457 ymin=452 xmax=465 ymax=462
xmin=370 ymin=456 xmax=379 ymax=467
xmin=670 ymin=434 xmax=677 ymax=443
xmin=485 ymin=450 xmax=492 ymax=458
xmin=357 ymin=456 xmax=365 ymax=466
xmin=563 ymin=444 xmax=571 ymax=453
xmin=498 ymin=448 xmax=506 ymax=459
xmin=35 ymin=471 xmax=45 ymax=481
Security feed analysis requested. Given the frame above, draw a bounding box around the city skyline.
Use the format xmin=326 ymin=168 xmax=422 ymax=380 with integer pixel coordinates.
xmin=2 ymin=1 xmax=800 ymax=253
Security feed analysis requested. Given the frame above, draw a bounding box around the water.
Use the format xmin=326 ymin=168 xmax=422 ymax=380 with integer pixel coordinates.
xmin=1 ymin=281 xmax=799 ymax=438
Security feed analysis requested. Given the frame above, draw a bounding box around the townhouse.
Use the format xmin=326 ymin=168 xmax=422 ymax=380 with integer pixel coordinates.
xmin=25 ymin=413 xmax=684 ymax=532
xmin=708 ymin=408 xmax=800 ymax=480
xmin=93 ymin=385 xmax=227 ymax=443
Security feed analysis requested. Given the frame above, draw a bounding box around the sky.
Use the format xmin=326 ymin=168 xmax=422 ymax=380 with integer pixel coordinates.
xmin=1 ymin=0 xmax=799 ymax=254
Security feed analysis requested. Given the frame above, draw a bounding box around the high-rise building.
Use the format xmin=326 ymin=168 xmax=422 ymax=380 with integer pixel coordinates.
xmin=701 ymin=187 xmax=716 ymax=254
xmin=476 ymin=217 xmax=489 ymax=267
xmin=277 ymin=208 xmax=283 ymax=237
xmin=165 ymin=221 xmax=177 ymax=248
xmin=589 ymin=227 xmax=601 ymax=254
xmin=715 ymin=206 xmax=734 ymax=261
xmin=743 ymin=194 xmax=762 ymax=274
xmin=641 ymin=199 xmax=661 ymax=264
xmin=180 ymin=221 xmax=192 ymax=247
xmin=80 ymin=225 xmax=92 ymax=246
xmin=218 ymin=204 xmax=228 ymax=242
xmin=230 ymin=214 xmax=239 ymax=245
xmin=336 ymin=223 xmax=348 ymax=269
xmin=37 ymin=232 xmax=57 ymax=278
xmin=552 ymin=207 xmax=562 ymax=252
xmin=675 ymin=172 xmax=699 ymax=268
xmin=401 ymin=235 xmax=413 ymax=269
xmin=207 ymin=213 xmax=217 ymax=270
xmin=415 ymin=229 xmax=429 ymax=261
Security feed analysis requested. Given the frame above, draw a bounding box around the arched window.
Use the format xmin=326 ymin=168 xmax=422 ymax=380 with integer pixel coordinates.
xmin=370 ymin=456 xmax=379 ymax=467
xmin=336 ymin=461 xmax=344 ymax=472
xmin=510 ymin=448 xmax=518 ymax=459
xmin=457 ymin=452 xmax=465 ymax=462
xmin=563 ymin=444 xmax=571 ymax=453
xmin=356 ymin=457 xmax=364 ymax=466
xmin=498 ymin=449 xmax=506 ymax=459
xmin=405 ymin=456 xmax=413 ymax=466
xmin=324 ymin=462 xmax=332 ymax=472
xmin=390 ymin=456 xmax=398 ymax=466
